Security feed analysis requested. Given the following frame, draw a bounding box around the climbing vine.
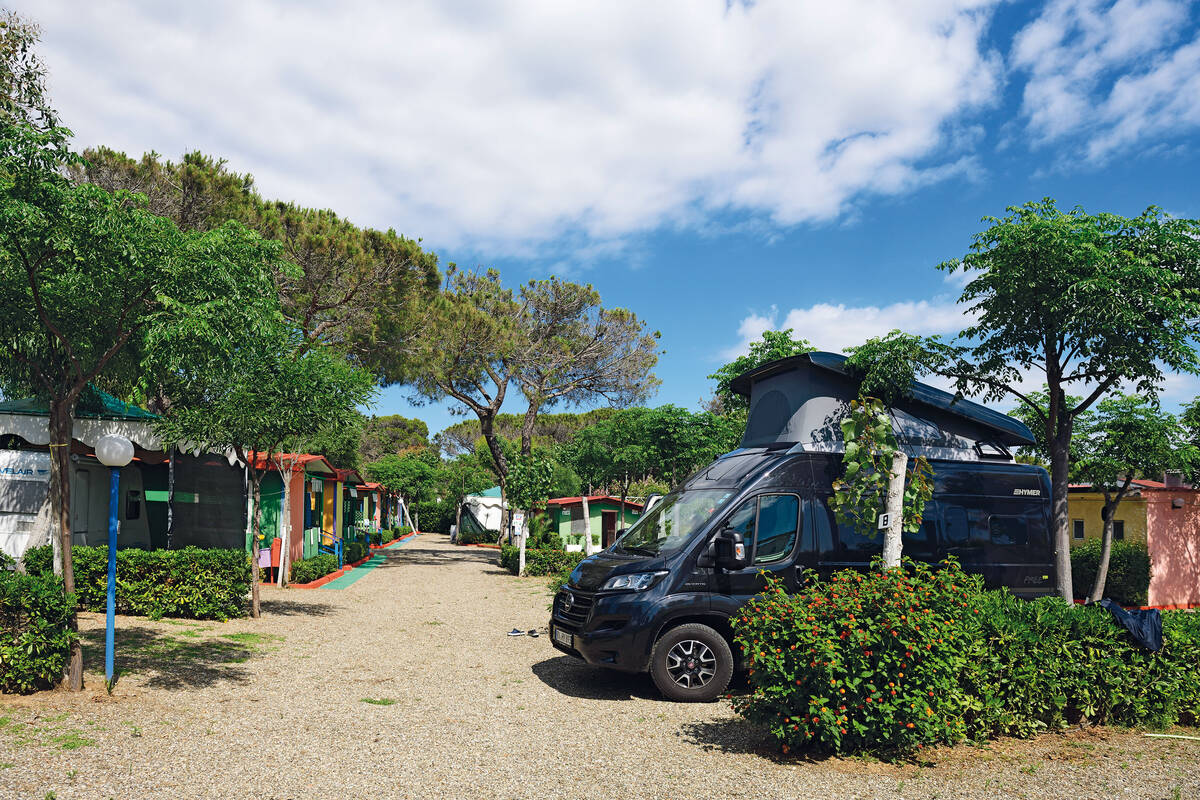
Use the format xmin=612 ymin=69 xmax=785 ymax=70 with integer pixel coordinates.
xmin=829 ymin=397 xmax=934 ymax=542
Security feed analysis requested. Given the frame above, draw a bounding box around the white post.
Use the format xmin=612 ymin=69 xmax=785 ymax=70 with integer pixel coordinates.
xmin=582 ymin=496 xmax=595 ymax=555
xmin=882 ymin=451 xmax=908 ymax=569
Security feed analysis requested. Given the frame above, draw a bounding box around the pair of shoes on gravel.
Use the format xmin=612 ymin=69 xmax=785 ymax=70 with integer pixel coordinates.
xmin=506 ymin=628 xmax=540 ymax=637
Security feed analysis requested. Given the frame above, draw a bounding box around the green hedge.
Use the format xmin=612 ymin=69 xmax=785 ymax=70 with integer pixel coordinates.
xmin=1071 ymin=538 xmax=1151 ymax=606
xmin=733 ymin=559 xmax=1200 ymax=758
xmin=290 ymin=553 xmax=339 ymax=584
xmin=343 ymin=541 xmax=369 ymax=565
xmin=500 ymin=546 xmax=585 ymax=577
xmin=457 ymin=529 xmax=497 ymax=545
xmin=23 ymin=545 xmax=250 ymax=621
xmin=0 ymin=569 xmax=76 ymax=693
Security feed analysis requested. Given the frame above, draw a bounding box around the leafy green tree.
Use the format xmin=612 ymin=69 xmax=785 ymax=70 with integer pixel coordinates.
xmin=844 ymin=200 xmax=1200 ymax=599
xmin=155 ymin=327 xmax=376 ymax=617
xmin=432 ymin=408 xmax=615 ymax=458
xmin=515 ymin=276 xmax=659 ymax=455
xmin=364 ymin=449 xmax=439 ymax=530
xmin=828 ymin=398 xmax=934 ymax=569
xmin=707 ymin=329 xmax=814 ymax=414
xmin=69 ymin=147 xmax=441 ymax=358
xmin=388 ymin=268 xmax=524 ymax=504
xmin=361 ymin=413 xmax=429 ymax=462
xmin=0 ymin=119 xmax=281 ymax=686
xmin=1016 ymin=392 xmax=1196 ymax=601
xmin=1 ymin=10 xmax=54 ymax=129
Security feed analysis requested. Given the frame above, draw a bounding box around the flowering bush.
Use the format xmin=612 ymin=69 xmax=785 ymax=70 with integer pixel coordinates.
xmin=733 ymin=558 xmax=1200 ymax=758
xmin=732 ymin=559 xmax=979 ymax=756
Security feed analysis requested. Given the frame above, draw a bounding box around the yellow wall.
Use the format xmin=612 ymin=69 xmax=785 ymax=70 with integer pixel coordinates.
xmin=322 ymin=479 xmax=337 ymax=533
xmin=1066 ymin=492 xmax=1148 ymax=546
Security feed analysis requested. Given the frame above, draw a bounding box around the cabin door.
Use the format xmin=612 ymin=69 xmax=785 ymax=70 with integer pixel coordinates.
xmin=601 ymin=510 xmax=618 ymax=548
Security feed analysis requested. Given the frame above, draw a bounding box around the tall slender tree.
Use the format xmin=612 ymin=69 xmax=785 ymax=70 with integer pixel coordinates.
xmin=515 ymin=277 xmax=659 ymax=456
xmin=844 ymin=200 xmax=1200 ymax=599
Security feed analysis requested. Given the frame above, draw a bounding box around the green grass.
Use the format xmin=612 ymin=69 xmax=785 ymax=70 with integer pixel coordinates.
xmin=360 ymin=697 xmax=397 ymax=706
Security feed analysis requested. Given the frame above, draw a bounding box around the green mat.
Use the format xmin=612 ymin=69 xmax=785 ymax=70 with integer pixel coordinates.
xmin=320 ymin=554 xmax=386 ymax=589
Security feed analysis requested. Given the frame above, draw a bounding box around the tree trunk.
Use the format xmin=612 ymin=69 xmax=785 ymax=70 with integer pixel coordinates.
xmin=518 ymin=514 xmax=527 ymax=575
xmin=520 ymin=402 xmax=539 ymax=457
xmin=1048 ymin=410 xmax=1074 ymax=601
xmin=249 ymin=469 xmax=263 ymax=619
xmin=1089 ymin=503 xmax=1116 ymax=604
xmin=582 ymin=495 xmax=594 ymax=555
xmin=882 ymin=451 xmax=907 ymax=570
xmin=49 ymin=396 xmax=83 ymax=691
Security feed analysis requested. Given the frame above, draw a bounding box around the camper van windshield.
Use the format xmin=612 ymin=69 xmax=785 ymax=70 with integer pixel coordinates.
xmin=614 ymin=489 xmax=733 ymax=557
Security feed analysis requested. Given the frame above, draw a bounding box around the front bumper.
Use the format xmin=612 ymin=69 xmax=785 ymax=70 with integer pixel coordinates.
xmin=549 ymin=588 xmax=651 ymax=673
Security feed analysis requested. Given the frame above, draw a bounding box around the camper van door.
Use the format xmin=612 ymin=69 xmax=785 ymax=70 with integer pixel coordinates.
xmin=0 ymin=450 xmax=51 ymax=560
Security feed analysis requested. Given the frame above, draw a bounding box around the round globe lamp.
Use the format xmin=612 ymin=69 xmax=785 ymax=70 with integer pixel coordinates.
xmin=94 ymin=434 xmax=133 ymax=686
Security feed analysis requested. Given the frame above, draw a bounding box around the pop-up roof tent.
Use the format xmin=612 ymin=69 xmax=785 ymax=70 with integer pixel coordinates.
xmin=730 ymin=352 xmax=1035 ymax=461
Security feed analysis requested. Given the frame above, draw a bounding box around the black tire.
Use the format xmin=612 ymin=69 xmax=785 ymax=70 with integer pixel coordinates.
xmin=648 ymin=623 xmax=733 ymax=702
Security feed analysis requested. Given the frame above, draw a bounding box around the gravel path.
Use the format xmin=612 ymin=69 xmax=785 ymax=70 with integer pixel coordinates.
xmin=1 ymin=533 xmax=1197 ymax=799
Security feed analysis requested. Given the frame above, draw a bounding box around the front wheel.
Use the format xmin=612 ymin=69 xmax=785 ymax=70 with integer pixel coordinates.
xmin=648 ymin=623 xmax=733 ymax=702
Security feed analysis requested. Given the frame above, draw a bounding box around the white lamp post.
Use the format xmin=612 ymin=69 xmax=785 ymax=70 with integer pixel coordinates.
xmin=95 ymin=434 xmax=133 ymax=686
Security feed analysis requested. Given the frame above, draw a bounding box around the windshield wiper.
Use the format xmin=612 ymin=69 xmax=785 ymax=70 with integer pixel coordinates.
xmin=619 ymin=545 xmax=658 ymax=556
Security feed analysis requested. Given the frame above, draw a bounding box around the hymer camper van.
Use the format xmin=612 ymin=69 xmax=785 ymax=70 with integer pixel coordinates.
xmin=549 ymin=353 xmax=1054 ymax=701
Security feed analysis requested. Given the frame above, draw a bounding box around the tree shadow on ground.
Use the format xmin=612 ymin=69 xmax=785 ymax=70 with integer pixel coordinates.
xmin=79 ymin=626 xmax=258 ymax=690
xmin=678 ymin=718 xmax=780 ymax=758
xmin=259 ymin=598 xmax=337 ymax=617
xmin=530 ymin=655 xmax=659 ymax=701
xmin=374 ymin=546 xmax=500 ymax=568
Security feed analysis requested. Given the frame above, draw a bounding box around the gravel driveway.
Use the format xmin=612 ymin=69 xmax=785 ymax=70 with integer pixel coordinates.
xmin=1 ymin=533 xmax=1197 ymax=799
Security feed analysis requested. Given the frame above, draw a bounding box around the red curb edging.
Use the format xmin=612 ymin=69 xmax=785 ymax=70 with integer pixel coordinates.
xmin=289 ymin=568 xmax=347 ymax=589
xmin=370 ymin=531 xmax=419 ymax=551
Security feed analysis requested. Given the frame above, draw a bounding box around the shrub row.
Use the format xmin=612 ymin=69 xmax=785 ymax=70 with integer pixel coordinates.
xmin=1070 ymin=538 xmax=1151 ymax=606
xmin=499 ymin=546 xmax=585 ymax=577
xmin=457 ymin=529 xmax=497 ymax=545
xmin=289 ymin=553 xmax=339 ymax=585
xmin=732 ymin=559 xmax=1200 ymax=758
xmin=24 ymin=545 xmax=250 ymax=621
xmin=343 ymin=540 xmax=369 ymax=565
xmin=0 ymin=568 xmax=76 ymax=693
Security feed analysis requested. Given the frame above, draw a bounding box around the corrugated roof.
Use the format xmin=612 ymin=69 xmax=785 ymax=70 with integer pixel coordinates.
xmin=0 ymin=388 xmax=157 ymax=421
xmin=545 ymin=495 xmax=645 ymax=510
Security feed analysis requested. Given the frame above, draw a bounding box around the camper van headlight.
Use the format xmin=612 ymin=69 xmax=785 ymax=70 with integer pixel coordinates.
xmin=601 ymin=571 xmax=667 ymax=592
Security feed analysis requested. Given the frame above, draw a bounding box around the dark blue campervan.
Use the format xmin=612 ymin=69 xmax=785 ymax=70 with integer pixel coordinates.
xmin=549 ymin=353 xmax=1055 ymax=702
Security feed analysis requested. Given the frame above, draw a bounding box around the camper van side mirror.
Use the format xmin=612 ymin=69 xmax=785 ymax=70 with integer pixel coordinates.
xmin=713 ymin=528 xmax=749 ymax=570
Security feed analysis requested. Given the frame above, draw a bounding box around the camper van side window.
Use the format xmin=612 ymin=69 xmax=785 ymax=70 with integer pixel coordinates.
xmin=754 ymin=494 xmax=800 ymax=564
xmin=989 ymin=516 xmax=1027 ymax=546
xmin=943 ymin=506 xmax=969 ymax=545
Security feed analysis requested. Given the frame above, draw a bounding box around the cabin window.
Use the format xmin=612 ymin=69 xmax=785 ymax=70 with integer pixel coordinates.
xmin=125 ymin=490 xmax=142 ymax=521
xmin=943 ymin=506 xmax=969 ymax=545
xmin=989 ymin=516 xmax=1027 ymax=546
xmin=1113 ymin=520 xmax=1125 ymax=541
xmin=754 ymin=494 xmax=800 ymax=564
xmin=1072 ymin=519 xmax=1084 ymax=540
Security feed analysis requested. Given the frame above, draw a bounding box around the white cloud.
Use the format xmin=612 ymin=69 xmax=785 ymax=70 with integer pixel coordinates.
xmin=19 ymin=0 xmax=1003 ymax=255
xmin=1012 ymin=0 xmax=1200 ymax=160
xmin=721 ymin=296 xmax=974 ymax=359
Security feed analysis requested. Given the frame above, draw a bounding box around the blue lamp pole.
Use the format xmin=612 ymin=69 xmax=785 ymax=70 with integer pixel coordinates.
xmin=94 ymin=434 xmax=134 ymax=686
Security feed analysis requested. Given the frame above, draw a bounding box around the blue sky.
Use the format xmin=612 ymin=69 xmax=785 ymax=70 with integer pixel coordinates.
xmin=20 ymin=0 xmax=1200 ymax=437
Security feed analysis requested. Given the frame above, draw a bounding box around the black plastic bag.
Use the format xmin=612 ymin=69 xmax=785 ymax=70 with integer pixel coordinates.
xmin=1097 ymin=598 xmax=1163 ymax=652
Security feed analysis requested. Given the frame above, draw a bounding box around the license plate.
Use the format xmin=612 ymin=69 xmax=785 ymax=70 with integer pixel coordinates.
xmin=553 ymin=627 xmax=573 ymax=648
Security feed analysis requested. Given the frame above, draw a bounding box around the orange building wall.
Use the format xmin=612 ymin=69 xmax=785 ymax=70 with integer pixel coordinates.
xmin=285 ymin=471 xmax=306 ymax=567
xmin=1145 ymin=491 xmax=1200 ymax=608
